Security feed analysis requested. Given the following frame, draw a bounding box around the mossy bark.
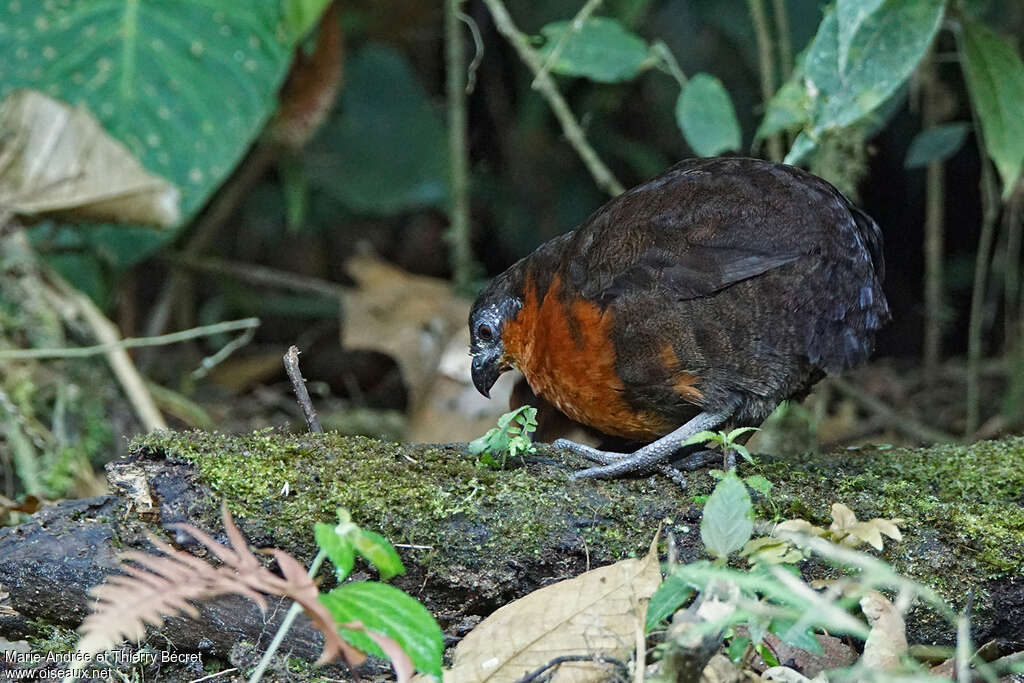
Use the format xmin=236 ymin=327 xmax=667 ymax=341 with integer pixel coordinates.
xmin=1 ymin=430 xmax=1021 ymax=673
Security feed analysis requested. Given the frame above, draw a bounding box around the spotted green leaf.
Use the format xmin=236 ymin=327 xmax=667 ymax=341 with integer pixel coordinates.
xmin=0 ymin=0 xmax=298 ymax=221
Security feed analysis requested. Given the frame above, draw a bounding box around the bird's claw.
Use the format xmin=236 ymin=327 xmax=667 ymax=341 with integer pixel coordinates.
xmin=552 ymin=438 xmax=630 ymax=465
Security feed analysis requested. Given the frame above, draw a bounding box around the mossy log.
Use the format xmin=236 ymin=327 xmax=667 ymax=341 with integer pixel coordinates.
xmin=1 ymin=430 xmax=1021 ymax=671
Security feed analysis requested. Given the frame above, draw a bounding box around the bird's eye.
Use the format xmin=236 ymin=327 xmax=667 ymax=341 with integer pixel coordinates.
xmin=477 ymin=323 xmax=494 ymax=341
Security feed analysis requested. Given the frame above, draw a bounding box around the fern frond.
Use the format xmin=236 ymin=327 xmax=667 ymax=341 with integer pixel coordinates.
xmin=75 ymin=502 xmax=366 ymax=669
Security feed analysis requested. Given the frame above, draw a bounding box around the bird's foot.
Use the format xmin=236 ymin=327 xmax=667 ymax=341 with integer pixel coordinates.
xmin=552 ymin=404 xmax=739 ymax=483
xmin=552 ymin=439 xmax=629 ymax=465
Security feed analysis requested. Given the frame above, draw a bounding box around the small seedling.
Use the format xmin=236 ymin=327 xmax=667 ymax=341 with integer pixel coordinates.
xmin=469 ymin=405 xmax=538 ymax=467
xmin=680 ymin=426 xmax=759 ymax=465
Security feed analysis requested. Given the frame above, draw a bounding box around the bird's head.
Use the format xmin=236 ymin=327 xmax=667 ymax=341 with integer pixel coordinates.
xmin=468 ymin=273 xmax=523 ymax=398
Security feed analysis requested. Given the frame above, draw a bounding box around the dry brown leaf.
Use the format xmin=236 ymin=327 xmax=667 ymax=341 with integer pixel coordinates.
xmin=761 ymin=667 xmax=828 ymax=682
xmin=752 ymin=632 xmax=855 ymax=678
xmin=0 ymin=89 xmax=180 ymax=227
xmin=859 ymin=590 xmax=907 ymax=671
xmin=701 ymin=653 xmax=751 ymax=682
xmin=828 ymin=504 xmax=857 ymax=534
xmin=342 ymin=252 xmax=469 ymax=412
xmin=448 ymin=542 xmax=662 ymax=682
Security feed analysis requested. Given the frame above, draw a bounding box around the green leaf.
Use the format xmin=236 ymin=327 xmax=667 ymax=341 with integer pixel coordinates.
xmin=353 ymin=529 xmax=405 ymax=580
xmin=314 ymin=522 xmax=354 ymax=579
xmin=725 ymin=427 xmax=759 ymax=442
xmin=537 ymin=17 xmax=652 ymax=83
xmin=283 ymin=0 xmax=332 ymax=41
xmin=321 ymin=582 xmax=444 ymax=679
xmin=45 ymin=252 xmax=107 ymax=305
xmin=468 ymin=432 xmax=493 ymax=455
xmin=679 ymin=430 xmax=720 ymax=448
xmin=744 ymin=475 xmax=773 ymax=496
xmin=0 ymin=1 xmax=295 ymax=222
xmin=727 ymin=635 xmax=751 ymax=662
xmin=904 ymin=123 xmax=970 ymax=168
xmin=801 ymin=0 xmax=945 ymax=133
xmin=771 ymin=619 xmax=824 ymax=654
xmin=836 ymin=0 xmax=885 ymax=73
xmin=757 ymin=72 xmax=810 ymax=140
xmin=676 ymin=74 xmax=741 ymax=157
xmin=645 ymin=573 xmax=693 ymax=632
xmin=960 ymin=17 xmax=1024 ymax=197
xmin=784 ymin=131 xmax=818 ymax=165
xmin=700 ymin=472 xmax=753 ymax=559
xmin=827 ymin=0 xmax=946 ymax=129
xmin=305 ymin=45 xmax=448 ymax=215
xmin=732 ymin=444 xmax=754 ymax=464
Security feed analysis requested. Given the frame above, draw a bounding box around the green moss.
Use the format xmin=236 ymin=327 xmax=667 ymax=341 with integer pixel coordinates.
xmin=753 ymin=437 xmax=1024 ymax=603
xmin=130 ymin=429 xmax=690 ymax=569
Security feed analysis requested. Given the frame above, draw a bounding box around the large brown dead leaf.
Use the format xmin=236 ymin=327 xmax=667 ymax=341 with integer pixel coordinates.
xmin=0 ymin=89 xmax=180 ymax=227
xmin=342 ymin=253 xmax=469 ymax=412
xmin=447 ymin=541 xmax=663 ymax=682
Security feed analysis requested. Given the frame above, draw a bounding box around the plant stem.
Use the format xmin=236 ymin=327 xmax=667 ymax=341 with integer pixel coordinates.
xmin=652 ymin=41 xmax=688 ymax=88
xmin=747 ymin=0 xmax=783 ymax=161
xmin=921 ymin=54 xmax=946 ymax=389
xmin=249 ymin=549 xmax=329 ymax=683
xmin=446 ymin=0 xmax=476 ymax=291
xmin=770 ymin=0 xmax=793 ymax=79
xmin=532 ymin=0 xmax=604 ymax=88
xmin=482 ymin=0 xmax=625 ymax=196
xmin=1003 ymin=189 xmax=1023 ymax=351
xmin=966 ymin=153 xmax=1000 ymax=438
xmin=0 ymin=318 xmax=259 ymax=360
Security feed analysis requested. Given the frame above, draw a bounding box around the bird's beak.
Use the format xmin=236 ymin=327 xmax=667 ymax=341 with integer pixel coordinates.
xmin=471 ymin=353 xmax=501 ymax=398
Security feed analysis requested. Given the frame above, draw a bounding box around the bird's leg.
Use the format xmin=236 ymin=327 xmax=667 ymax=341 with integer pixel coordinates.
xmin=555 ymin=402 xmax=738 ymax=480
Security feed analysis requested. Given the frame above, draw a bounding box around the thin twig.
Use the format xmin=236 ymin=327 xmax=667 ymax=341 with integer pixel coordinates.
xmin=446 ymin=0 xmax=477 ymax=291
xmin=532 ymin=0 xmax=604 ymax=88
xmin=512 ymin=655 xmax=629 ymax=683
xmin=164 ymin=253 xmax=346 ymax=300
xmin=42 ymin=270 xmax=167 ymax=432
xmin=0 ymin=318 xmax=260 ymax=360
xmin=482 ymin=0 xmax=625 ymax=196
xmin=250 ymin=346 xmax=331 ymax=682
xmin=747 ymin=0 xmax=783 ymax=162
xmin=283 ymin=346 xmax=322 ymax=434
xmin=189 ymin=667 xmax=239 ymax=683
xmin=828 ymin=377 xmax=956 ymax=443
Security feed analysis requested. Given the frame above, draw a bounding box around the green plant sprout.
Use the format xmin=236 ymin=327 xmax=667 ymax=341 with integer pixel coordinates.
xmin=251 ymin=508 xmax=443 ymax=682
xmin=680 ymin=426 xmax=759 ymax=465
xmin=469 ymin=405 xmax=538 ymax=467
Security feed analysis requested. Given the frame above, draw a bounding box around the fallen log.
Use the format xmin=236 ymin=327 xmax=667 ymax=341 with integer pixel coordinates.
xmin=1 ymin=431 xmax=1021 ymax=680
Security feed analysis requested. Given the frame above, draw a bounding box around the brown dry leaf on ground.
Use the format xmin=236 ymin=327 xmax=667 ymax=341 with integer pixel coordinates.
xmin=0 ymin=89 xmax=180 ymax=227
xmin=342 ymin=253 xmax=469 ymax=412
xmin=859 ymin=590 xmax=908 ymax=671
xmin=446 ymin=538 xmax=662 ymax=682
